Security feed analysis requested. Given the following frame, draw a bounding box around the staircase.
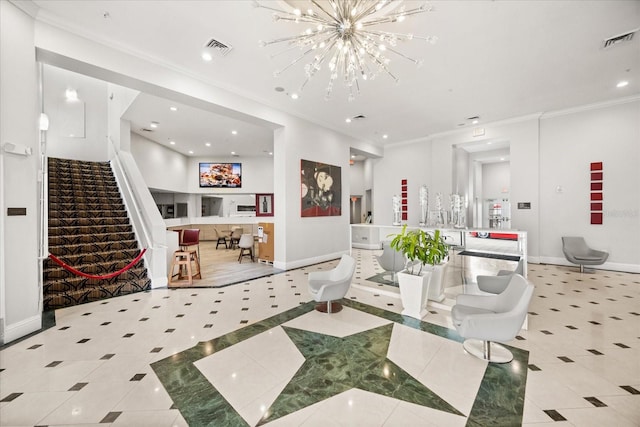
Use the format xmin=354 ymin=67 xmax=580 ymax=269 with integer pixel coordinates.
xmin=44 ymin=157 xmax=151 ymax=310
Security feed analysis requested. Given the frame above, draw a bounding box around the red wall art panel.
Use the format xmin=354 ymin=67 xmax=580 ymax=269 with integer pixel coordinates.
xmin=590 ymin=162 xmax=603 ymax=225
xmin=401 ymin=179 xmax=408 ymax=222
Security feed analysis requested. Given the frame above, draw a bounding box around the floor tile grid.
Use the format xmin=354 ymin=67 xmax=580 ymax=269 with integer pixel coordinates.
xmin=0 ymin=248 xmax=638 ymax=426
xmin=348 ymin=249 xmax=640 ymax=426
xmin=0 ymin=272 xmax=315 ymax=426
xmin=519 ymin=265 xmax=640 ymax=426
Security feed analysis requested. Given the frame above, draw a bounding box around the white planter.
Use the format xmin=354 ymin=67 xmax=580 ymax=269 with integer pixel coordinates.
xmin=427 ymin=262 xmax=448 ymax=303
xmin=397 ymin=269 xmax=432 ymax=319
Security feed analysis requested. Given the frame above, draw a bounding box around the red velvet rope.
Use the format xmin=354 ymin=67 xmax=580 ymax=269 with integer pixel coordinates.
xmin=48 ymin=248 xmax=147 ymax=280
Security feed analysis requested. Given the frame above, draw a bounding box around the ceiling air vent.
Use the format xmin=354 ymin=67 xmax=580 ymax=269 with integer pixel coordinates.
xmin=140 ymin=128 xmax=153 ymax=132
xmin=204 ymin=38 xmax=233 ymax=57
xmin=603 ymin=29 xmax=637 ymax=49
xmin=353 ymin=114 xmax=366 ymax=120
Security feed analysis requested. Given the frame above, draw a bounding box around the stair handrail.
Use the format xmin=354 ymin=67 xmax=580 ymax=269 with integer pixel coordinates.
xmin=109 ymin=147 xmax=154 ymax=251
xmin=108 ymin=137 xmax=168 ymax=287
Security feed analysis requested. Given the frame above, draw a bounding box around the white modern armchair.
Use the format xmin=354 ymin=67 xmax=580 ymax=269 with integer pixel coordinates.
xmin=375 ymin=241 xmax=406 ymax=283
xmin=452 ymin=274 xmax=534 ymax=363
xmin=562 ymin=236 xmax=609 ymax=273
xmin=476 ymin=258 xmax=525 ymax=294
xmin=308 ymin=254 xmax=356 ymax=313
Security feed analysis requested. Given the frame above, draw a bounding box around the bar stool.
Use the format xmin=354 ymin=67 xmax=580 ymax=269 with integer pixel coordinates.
xmin=169 ymin=249 xmax=201 ymax=285
xmin=238 ymin=233 xmax=255 ymax=263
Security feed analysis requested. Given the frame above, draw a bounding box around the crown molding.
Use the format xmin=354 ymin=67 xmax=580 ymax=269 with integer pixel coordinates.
xmin=9 ymin=0 xmax=39 ymax=18
xmin=540 ymin=94 xmax=640 ymax=119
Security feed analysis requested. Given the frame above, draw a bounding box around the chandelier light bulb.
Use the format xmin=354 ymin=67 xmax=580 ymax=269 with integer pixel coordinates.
xmin=255 ymin=0 xmax=436 ymax=100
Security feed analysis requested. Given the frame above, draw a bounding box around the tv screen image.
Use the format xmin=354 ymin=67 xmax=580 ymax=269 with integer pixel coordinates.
xmin=199 ymin=163 xmax=242 ymax=188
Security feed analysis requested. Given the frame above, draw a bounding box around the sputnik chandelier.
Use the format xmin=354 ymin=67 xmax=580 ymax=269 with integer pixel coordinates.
xmin=254 ymin=0 xmax=436 ymax=101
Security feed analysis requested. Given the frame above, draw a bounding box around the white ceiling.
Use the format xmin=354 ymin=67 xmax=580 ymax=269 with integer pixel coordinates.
xmin=121 ymin=93 xmax=274 ymax=158
xmin=29 ymin=0 xmax=640 ymax=159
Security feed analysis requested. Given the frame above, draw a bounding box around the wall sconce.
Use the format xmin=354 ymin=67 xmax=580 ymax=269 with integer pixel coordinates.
xmin=65 ymin=88 xmax=78 ymax=101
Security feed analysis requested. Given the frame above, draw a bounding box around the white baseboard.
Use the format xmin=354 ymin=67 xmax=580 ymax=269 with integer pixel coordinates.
xmin=150 ymin=275 xmax=168 ymax=289
xmin=352 ymin=243 xmax=382 ymax=250
xmin=1 ymin=314 xmax=42 ymax=345
xmin=538 ymin=257 xmax=640 ymax=274
xmin=276 ymin=250 xmax=350 ymax=271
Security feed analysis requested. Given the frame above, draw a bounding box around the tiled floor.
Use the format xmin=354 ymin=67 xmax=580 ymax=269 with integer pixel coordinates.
xmin=1 ymin=248 xmax=638 ymax=426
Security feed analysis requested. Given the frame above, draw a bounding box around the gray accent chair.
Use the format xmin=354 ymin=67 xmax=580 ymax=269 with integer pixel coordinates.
xmin=375 ymin=241 xmax=406 ymax=283
xmin=452 ymin=274 xmax=534 ymax=363
xmin=308 ymin=254 xmax=356 ymax=313
xmin=562 ymin=236 xmax=609 ymax=273
xmin=476 ymin=258 xmax=525 ymax=294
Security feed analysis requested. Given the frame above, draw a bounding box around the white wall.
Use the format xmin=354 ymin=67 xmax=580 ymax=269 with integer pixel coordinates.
xmin=539 ymin=100 xmax=640 ymax=268
xmin=43 ymin=64 xmax=109 ymax=161
xmin=107 ymin=83 xmax=140 ymax=152
xmin=372 ymin=103 xmax=639 ymax=271
xmin=482 ymin=162 xmax=510 ymax=199
xmin=131 ymin=131 xmax=275 ymax=197
xmin=349 ymin=161 xmax=365 ymax=196
xmin=0 ymin=2 xmax=41 ymax=343
xmin=272 ymin=117 xmax=354 ymax=268
xmin=372 ymin=139 xmax=433 ymax=226
xmin=131 ymin=132 xmax=189 ymax=192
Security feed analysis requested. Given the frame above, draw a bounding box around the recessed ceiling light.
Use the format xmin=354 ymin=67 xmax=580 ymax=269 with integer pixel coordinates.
xmin=617 ymin=80 xmax=629 ymax=88
xmin=382 ymin=134 xmax=388 ymax=139
xmin=188 ymin=150 xmax=194 ymax=154
xmin=500 ymin=157 xmax=505 ymax=161
xmin=291 ymin=93 xmax=299 ymax=100
xmin=169 ymin=140 xmax=176 ymax=145
xmin=268 ymin=152 xmax=273 ymax=155
xmin=231 ymin=151 xmax=236 ymax=155
xmin=345 ymin=118 xmax=352 ymax=123
xmin=170 ymin=106 xmax=178 ymax=111
xmin=231 ymin=130 xmax=238 ymax=135
xmin=351 ymin=155 xmax=356 ymax=158
xmin=205 ymin=142 xmax=211 ymax=147
xmin=201 ymin=51 xmax=213 ymax=62
xmin=472 ymin=119 xmax=479 ymax=125
xmin=150 ymin=121 xmax=159 ymax=128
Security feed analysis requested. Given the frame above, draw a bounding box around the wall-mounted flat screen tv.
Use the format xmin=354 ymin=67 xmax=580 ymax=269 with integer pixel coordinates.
xmin=199 ymin=162 xmax=242 ymax=188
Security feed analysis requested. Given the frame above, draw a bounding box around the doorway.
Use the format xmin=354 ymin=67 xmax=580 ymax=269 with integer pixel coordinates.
xmin=350 ymin=196 xmax=362 ymax=224
xmin=453 ymin=140 xmax=511 ymax=229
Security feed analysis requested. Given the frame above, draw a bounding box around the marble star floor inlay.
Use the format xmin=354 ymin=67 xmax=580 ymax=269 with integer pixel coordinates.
xmin=0 ymin=246 xmax=638 ymax=426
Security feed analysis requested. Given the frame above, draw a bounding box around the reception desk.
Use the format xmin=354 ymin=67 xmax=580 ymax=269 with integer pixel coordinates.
xmin=351 ymin=224 xmax=527 ymax=264
xmin=351 ymin=224 xmax=465 ymax=249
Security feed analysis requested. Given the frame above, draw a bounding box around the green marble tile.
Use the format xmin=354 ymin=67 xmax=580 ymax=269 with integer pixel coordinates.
xmin=466 ymin=346 xmax=529 ymax=426
xmin=257 ymin=324 xmax=462 ymax=425
xmin=151 ymin=298 xmax=529 ymax=427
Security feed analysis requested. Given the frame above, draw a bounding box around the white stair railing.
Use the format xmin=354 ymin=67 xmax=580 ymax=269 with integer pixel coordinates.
xmin=108 ymin=138 xmax=168 ymax=288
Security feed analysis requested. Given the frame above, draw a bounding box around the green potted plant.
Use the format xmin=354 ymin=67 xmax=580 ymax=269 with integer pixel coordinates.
xmin=388 ymin=225 xmax=450 ymax=318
